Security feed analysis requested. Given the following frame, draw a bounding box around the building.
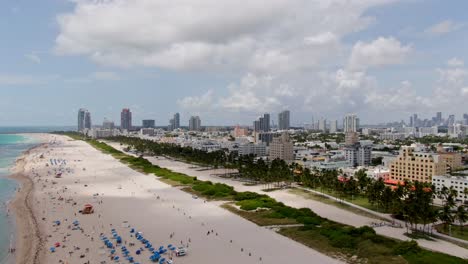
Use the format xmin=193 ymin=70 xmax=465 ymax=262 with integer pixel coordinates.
xmin=238 ymin=143 xmax=267 ymax=156
xmin=390 ymin=146 xmax=449 ymax=183
xmin=464 ymin=113 xmax=468 ymax=125
xmin=447 ymin=114 xmax=455 ymax=126
xmin=174 ymin=113 xmax=180 ymax=129
xmin=189 ymin=116 xmax=201 ymax=131
xmin=436 ymin=112 xmax=442 ymax=124
xmin=253 ymin=113 xmax=271 ymax=132
xmin=120 ymin=108 xmax=132 ymax=130
xmin=142 ymin=119 xmax=155 ymax=128
xmin=329 ymin=120 xmax=338 ymax=133
xmin=343 ymin=114 xmax=359 ymax=133
xmin=102 ymin=119 xmax=115 ymax=130
xmin=256 ymin=132 xmax=278 ymax=146
xmin=269 ymin=133 xmax=294 ymax=161
xmin=433 ymin=175 xmax=468 ymax=202
xmin=232 ymin=125 xmax=248 ymax=137
xmin=77 ymin=108 xmax=91 ymax=132
xmin=418 ymin=126 xmax=438 ymax=137
xmin=278 ymin=110 xmax=290 ymax=130
xmin=344 ymin=143 xmax=372 ymax=167
xmin=345 ymin=132 xmax=359 ymax=146
xmin=318 ymin=118 xmax=326 ymax=132
xmin=168 ymin=113 xmax=180 ymax=131
xmin=84 ymin=111 xmax=91 ymax=130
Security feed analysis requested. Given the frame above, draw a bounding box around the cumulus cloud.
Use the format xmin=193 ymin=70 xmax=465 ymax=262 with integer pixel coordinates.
xmin=348 ymin=37 xmax=411 ymax=70
xmin=447 ymin=57 xmax=464 ymax=67
xmin=177 ymin=90 xmax=214 ymax=111
xmin=55 ymin=0 xmax=395 ymax=71
xmin=425 ymin=20 xmax=463 ymax=36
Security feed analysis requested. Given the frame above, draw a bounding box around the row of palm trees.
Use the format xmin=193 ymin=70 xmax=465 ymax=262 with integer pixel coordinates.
xmin=111 ymin=136 xmax=466 ymax=235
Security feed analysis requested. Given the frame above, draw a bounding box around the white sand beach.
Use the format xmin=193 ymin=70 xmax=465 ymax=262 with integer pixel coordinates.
xmin=105 ymin=142 xmax=468 ymax=260
xmin=10 ymin=134 xmax=342 ymax=264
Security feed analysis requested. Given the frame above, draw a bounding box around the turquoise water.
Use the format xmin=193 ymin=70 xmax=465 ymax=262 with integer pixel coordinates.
xmin=0 ymin=134 xmax=37 ymax=263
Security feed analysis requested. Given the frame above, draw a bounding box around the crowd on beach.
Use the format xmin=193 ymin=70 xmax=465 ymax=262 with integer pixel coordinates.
xmin=12 ymin=136 xmax=289 ymax=264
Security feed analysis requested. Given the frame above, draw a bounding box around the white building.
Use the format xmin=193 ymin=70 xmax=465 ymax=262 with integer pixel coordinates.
xmin=238 ymin=143 xmax=267 ymax=156
xmin=329 ymin=120 xmax=338 ymax=133
xmin=433 ymin=175 xmax=468 ymax=202
xmin=418 ymin=126 xmax=438 ymax=137
xmin=344 ymin=143 xmax=372 ymax=167
xmin=343 ymin=114 xmax=359 ymax=133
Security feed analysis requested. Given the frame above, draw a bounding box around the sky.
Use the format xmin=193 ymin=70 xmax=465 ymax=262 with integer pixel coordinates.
xmin=1 ymin=0 xmax=468 ymax=127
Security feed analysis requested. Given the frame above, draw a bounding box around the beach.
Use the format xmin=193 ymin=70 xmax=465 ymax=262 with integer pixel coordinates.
xmin=8 ymin=134 xmax=341 ymax=264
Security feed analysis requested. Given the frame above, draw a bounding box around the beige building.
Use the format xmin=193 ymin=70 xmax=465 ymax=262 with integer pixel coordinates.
xmin=269 ymin=133 xmax=294 ymax=162
xmin=390 ymin=146 xmax=462 ymax=183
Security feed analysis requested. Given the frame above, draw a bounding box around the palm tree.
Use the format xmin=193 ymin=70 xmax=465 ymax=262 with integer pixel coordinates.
xmin=456 ymin=205 xmax=468 ymax=233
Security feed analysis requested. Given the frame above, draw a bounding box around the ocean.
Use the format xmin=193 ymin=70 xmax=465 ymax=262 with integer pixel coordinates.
xmin=0 ymin=133 xmax=41 ymax=263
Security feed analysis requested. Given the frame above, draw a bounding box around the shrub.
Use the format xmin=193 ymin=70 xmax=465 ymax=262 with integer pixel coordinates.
xmin=393 ymin=240 xmax=421 ymax=255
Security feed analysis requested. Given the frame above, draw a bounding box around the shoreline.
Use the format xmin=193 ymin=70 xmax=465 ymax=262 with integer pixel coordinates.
xmin=8 ymin=144 xmax=46 ymax=264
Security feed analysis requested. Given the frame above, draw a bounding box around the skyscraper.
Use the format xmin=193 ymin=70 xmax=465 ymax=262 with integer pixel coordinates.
xmin=463 ymin=113 xmax=468 ymax=125
xmin=78 ymin=108 xmax=88 ymax=132
xmin=253 ymin=113 xmax=271 ymax=132
xmin=269 ymin=133 xmax=294 ymax=161
xmin=343 ymin=114 xmax=359 ymax=133
xmin=447 ymin=114 xmax=455 ymax=126
xmin=84 ymin=111 xmax=92 ymax=130
xmin=120 ymin=108 xmax=132 ymax=130
xmin=278 ymin=110 xmax=290 ymax=130
xmin=174 ymin=113 xmax=180 ymax=129
xmin=142 ymin=119 xmax=155 ymax=128
xmin=189 ymin=116 xmax=201 ymax=131
xmin=436 ymin=112 xmax=442 ymax=124
xmin=318 ymin=118 xmax=326 ymax=132
xmin=329 ymin=120 xmax=338 ymax=133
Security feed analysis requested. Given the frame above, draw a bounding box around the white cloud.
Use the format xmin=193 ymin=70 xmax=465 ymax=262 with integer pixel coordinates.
xmin=447 ymin=57 xmax=464 ymax=67
xmin=425 ymin=20 xmax=463 ymax=36
xmin=25 ymin=53 xmax=41 ymax=64
xmin=177 ymin=90 xmax=214 ymax=111
xmin=462 ymin=87 xmax=468 ymax=96
xmin=55 ymin=0 xmax=395 ymax=71
xmin=348 ymin=37 xmax=411 ymax=70
xmin=304 ymin=32 xmax=339 ymax=46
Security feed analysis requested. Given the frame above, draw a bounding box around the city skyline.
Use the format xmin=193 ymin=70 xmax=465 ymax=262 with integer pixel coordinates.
xmin=1 ymin=1 xmax=468 ymax=126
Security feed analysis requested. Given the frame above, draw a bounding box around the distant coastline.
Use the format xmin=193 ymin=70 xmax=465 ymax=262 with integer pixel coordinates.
xmin=0 ymin=127 xmax=75 ymax=134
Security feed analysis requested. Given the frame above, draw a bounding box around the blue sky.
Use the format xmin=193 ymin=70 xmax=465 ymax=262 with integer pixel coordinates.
xmin=1 ymin=0 xmax=467 ymax=126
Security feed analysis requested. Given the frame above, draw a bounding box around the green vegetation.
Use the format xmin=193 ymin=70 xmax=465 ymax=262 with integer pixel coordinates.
xmin=435 ymin=224 xmax=468 ymax=241
xmin=289 ymin=188 xmax=389 ymax=222
xmin=54 ymin=132 xmax=467 ymax=264
xmin=222 ymin=204 xmax=299 ymax=226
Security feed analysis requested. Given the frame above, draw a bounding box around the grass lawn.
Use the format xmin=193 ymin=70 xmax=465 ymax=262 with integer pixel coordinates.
xmin=310 ymin=187 xmax=388 ymax=213
xmin=289 ymin=188 xmax=389 ymax=222
xmin=221 ymin=204 xmax=299 ymax=226
xmin=435 ymin=223 xmax=468 ymax=241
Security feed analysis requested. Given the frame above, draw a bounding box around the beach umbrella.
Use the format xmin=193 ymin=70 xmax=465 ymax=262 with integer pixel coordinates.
xmin=114 ymin=256 xmax=119 ymax=261
xmin=50 ymin=247 xmax=55 ymax=253
xmin=135 ymin=250 xmax=141 ymax=255
xmin=111 ymin=249 xmax=116 ymax=254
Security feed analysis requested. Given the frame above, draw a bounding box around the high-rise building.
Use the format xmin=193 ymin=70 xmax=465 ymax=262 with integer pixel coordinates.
xmin=329 ymin=120 xmax=338 ymax=133
xmin=84 ymin=111 xmax=92 ymax=130
xmin=269 ymin=133 xmax=294 ymax=161
xmin=120 ymin=108 xmax=132 ymax=130
xmin=343 ymin=114 xmax=359 ymax=133
xmin=142 ymin=119 xmax=155 ymax=128
xmin=412 ymin=114 xmax=418 ymax=127
xmin=77 ymin=108 xmax=91 ymax=132
xmin=447 ymin=114 xmax=455 ymax=126
xmin=253 ymin=113 xmax=271 ymax=132
xmin=174 ymin=113 xmax=180 ymax=129
xmin=345 ymin=132 xmax=359 ymax=145
xmin=189 ymin=116 xmax=201 ymax=131
xmin=278 ymin=110 xmax=290 ymax=130
xmin=318 ymin=118 xmax=326 ymax=132
xmin=345 ymin=143 xmax=372 ymax=167
xmin=463 ymin=113 xmax=468 ymax=125
xmin=436 ymin=112 xmax=442 ymax=124
xmin=102 ymin=118 xmax=115 ymax=129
